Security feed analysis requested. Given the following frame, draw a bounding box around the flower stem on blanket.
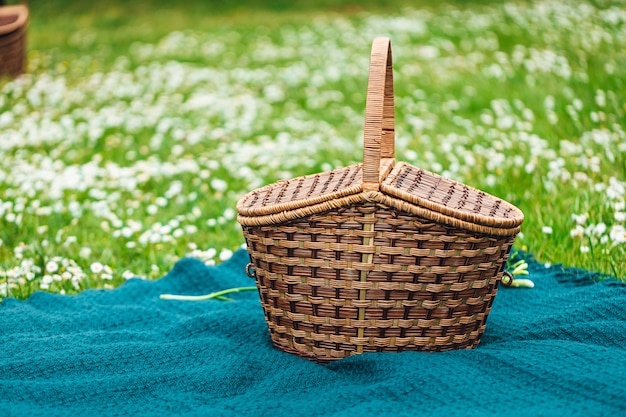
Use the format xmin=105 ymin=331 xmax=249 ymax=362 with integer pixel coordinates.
xmin=502 ymin=252 xmax=534 ymax=288
xmin=160 ymin=287 xmax=257 ymax=302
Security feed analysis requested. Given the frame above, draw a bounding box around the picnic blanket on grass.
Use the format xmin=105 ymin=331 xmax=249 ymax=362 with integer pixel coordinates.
xmin=2 ymin=249 xmax=625 ymax=417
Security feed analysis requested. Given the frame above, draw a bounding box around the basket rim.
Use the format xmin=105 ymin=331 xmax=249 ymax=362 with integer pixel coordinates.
xmin=0 ymin=5 xmax=28 ymax=37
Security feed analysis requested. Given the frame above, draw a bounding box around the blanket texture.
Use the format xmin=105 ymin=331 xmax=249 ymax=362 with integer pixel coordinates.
xmin=1 ymin=249 xmax=625 ymax=416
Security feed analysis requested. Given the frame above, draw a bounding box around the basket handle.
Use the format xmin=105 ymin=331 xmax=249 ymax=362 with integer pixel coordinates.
xmin=362 ymin=37 xmax=395 ymax=191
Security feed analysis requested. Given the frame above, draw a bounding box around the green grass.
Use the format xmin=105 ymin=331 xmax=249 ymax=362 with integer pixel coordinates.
xmin=1 ymin=0 xmax=625 ymax=299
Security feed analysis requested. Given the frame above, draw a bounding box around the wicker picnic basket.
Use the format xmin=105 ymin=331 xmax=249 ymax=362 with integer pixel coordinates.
xmin=237 ymin=37 xmax=524 ymax=363
xmin=0 ymin=4 xmax=28 ymax=77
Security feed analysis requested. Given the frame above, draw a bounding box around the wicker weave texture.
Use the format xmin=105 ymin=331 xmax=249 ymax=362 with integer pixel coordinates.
xmin=0 ymin=5 xmax=28 ymax=77
xmin=382 ymin=162 xmax=523 ymax=228
xmin=243 ymin=202 xmax=514 ymax=363
xmin=238 ymin=164 xmax=364 ymax=215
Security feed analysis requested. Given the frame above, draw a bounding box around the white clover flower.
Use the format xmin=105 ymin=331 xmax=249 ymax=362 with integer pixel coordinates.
xmin=541 ymin=226 xmax=553 ymax=234
xmin=580 ymin=245 xmax=590 ymax=253
xmin=42 ymin=275 xmax=53 ymax=285
xmin=90 ymin=262 xmax=104 ymax=274
xmin=122 ymin=270 xmax=135 ymax=280
xmin=615 ymin=212 xmax=626 ymax=222
xmin=146 ymin=204 xmax=159 ymax=215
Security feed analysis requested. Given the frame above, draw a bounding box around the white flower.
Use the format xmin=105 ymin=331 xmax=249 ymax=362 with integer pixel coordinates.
xmin=570 ymin=225 xmax=584 ymax=238
xmin=609 ymin=225 xmax=626 ymax=244
xmin=90 ymin=262 xmax=104 ymax=274
xmin=580 ymin=245 xmax=590 ymax=253
xmin=571 ymin=213 xmax=588 ymax=225
xmin=121 ymin=227 xmax=134 ymax=238
xmin=594 ymin=223 xmax=607 ymax=235
xmin=615 ymin=212 xmax=626 ymax=222
xmin=219 ymin=249 xmax=233 ymax=262
xmin=46 ymin=261 xmax=59 ymax=273
xmin=223 ymin=208 xmax=236 ymax=220
xmin=122 ymin=270 xmax=135 ymax=280
xmin=541 ymin=226 xmax=553 ymax=234
xmin=210 ymin=178 xmax=228 ymax=192
xmin=42 ymin=275 xmax=53 ymax=285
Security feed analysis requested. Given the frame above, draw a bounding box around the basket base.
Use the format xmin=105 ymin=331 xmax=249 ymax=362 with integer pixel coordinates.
xmin=269 ymin=329 xmax=486 ymax=364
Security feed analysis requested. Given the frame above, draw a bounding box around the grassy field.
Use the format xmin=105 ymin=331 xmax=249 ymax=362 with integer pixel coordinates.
xmin=1 ymin=0 xmax=624 ymax=299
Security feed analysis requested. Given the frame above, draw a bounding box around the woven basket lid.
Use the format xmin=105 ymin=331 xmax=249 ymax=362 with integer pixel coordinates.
xmin=237 ymin=38 xmax=524 ymax=236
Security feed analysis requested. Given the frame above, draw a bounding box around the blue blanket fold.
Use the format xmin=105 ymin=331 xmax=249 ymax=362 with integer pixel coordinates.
xmin=2 ymin=249 xmax=625 ymax=417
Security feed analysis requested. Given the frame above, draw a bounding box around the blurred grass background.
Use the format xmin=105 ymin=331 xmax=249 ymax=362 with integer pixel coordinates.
xmin=1 ymin=0 xmax=624 ymax=299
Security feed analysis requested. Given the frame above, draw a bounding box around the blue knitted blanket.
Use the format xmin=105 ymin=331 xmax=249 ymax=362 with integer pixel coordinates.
xmin=2 ymin=249 xmax=625 ymax=416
